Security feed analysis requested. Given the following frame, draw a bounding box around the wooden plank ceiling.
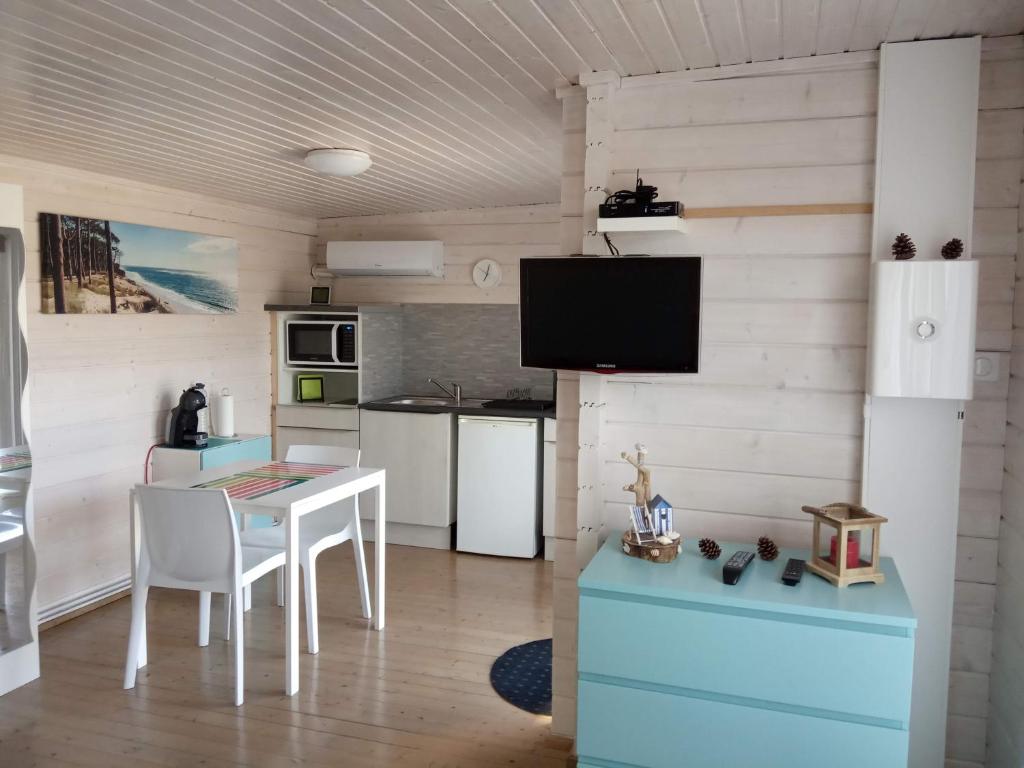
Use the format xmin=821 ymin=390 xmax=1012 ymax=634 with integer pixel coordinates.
xmin=0 ymin=0 xmax=1021 ymax=218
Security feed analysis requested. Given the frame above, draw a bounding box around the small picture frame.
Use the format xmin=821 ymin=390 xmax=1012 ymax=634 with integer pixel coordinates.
xmin=310 ymin=285 xmax=332 ymax=305
xmin=296 ymin=374 xmax=325 ymax=403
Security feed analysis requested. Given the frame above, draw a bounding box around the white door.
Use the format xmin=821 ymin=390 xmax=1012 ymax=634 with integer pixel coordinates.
xmin=457 ymin=417 xmax=538 ymax=558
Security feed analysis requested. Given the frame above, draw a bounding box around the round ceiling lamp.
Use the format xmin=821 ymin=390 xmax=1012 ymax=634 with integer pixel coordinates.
xmin=303 ymin=148 xmax=372 ymax=177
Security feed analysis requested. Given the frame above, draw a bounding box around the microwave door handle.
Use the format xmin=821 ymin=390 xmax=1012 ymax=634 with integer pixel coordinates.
xmin=331 ymin=322 xmax=339 ymax=365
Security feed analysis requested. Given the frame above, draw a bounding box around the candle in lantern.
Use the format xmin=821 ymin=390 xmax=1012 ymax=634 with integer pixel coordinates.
xmin=830 ymin=534 xmax=860 ymax=568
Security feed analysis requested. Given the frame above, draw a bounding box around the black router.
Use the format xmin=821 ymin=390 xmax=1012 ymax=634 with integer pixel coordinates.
xmin=598 ymin=172 xmax=681 ymax=218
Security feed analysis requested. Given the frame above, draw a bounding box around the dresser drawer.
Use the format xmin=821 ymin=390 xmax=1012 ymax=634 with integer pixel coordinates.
xmin=276 ymin=404 xmax=359 ymax=431
xmin=577 ymin=680 xmax=909 ymax=768
xmin=579 ymin=592 xmax=913 ymax=726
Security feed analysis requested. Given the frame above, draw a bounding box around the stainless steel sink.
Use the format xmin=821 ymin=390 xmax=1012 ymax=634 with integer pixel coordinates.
xmin=386 ymin=397 xmax=455 ymax=406
xmin=382 ymin=396 xmax=489 ymax=407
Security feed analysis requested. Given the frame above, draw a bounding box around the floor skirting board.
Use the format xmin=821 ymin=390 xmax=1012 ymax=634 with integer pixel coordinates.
xmin=38 ymin=574 xmax=131 ymax=631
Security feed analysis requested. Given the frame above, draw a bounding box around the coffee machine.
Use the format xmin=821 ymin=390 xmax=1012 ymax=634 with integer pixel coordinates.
xmin=167 ymin=383 xmax=209 ymax=448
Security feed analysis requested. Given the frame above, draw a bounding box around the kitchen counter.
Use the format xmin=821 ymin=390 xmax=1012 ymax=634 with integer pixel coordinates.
xmin=360 ymin=396 xmax=554 ymax=419
xmin=264 ymin=303 xmax=359 ymax=312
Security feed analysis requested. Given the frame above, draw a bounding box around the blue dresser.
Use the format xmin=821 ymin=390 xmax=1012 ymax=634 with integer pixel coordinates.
xmin=577 ymin=535 xmax=916 ymax=768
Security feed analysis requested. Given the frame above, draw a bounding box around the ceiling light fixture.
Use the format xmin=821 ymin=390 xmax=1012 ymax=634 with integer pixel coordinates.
xmin=304 ymin=148 xmax=372 ymax=177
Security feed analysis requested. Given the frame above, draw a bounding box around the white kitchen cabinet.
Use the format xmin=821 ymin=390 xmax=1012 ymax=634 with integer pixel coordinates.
xmin=358 ymin=409 xmax=455 ymax=549
xmin=543 ymin=417 xmax=556 ymax=561
xmin=274 ymin=404 xmax=360 ymax=459
xmin=274 ymin=425 xmax=359 ymax=459
xmin=276 ymin=404 xmax=359 ymax=431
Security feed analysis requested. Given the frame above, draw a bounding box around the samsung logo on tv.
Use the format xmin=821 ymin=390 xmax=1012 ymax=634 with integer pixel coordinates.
xmin=595 ymin=363 xmax=616 ymax=369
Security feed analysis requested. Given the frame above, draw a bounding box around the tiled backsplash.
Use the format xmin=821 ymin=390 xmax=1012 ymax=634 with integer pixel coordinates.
xmin=400 ymin=304 xmax=553 ymax=400
xmin=359 ymin=306 xmax=403 ymax=402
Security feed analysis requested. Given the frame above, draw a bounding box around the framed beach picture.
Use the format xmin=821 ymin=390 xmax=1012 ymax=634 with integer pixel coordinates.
xmin=38 ymin=213 xmax=238 ymax=314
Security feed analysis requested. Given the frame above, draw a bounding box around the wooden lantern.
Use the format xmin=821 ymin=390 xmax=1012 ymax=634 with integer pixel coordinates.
xmin=801 ymin=503 xmax=887 ymax=587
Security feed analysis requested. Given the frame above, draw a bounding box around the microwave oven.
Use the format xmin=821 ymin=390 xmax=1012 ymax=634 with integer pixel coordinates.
xmin=285 ymin=319 xmax=358 ymax=368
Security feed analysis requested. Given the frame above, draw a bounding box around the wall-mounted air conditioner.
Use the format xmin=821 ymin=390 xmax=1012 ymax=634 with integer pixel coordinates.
xmin=326 ymin=240 xmax=444 ymax=277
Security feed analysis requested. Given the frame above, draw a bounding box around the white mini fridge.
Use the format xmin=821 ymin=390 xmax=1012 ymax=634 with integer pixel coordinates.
xmin=456 ymin=416 xmax=540 ymax=558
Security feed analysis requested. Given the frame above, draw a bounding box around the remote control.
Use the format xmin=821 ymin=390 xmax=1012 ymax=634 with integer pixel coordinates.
xmin=782 ymin=558 xmax=805 ymax=586
xmin=723 ymin=551 xmax=754 ymax=585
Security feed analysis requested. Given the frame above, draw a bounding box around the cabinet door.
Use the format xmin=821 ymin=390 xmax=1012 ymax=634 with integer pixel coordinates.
xmin=359 ymin=410 xmax=453 ymax=527
xmin=275 ymin=426 xmax=359 ymax=460
xmin=149 ymin=448 xmax=200 ymax=483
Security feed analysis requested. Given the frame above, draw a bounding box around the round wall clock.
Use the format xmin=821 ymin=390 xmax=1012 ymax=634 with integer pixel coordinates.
xmin=472 ymin=258 xmax=502 ymax=289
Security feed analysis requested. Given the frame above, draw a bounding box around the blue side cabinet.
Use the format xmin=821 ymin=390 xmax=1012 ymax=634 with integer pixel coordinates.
xmin=577 ymin=535 xmax=917 ymax=768
xmin=151 ymin=434 xmax=273 ymax=528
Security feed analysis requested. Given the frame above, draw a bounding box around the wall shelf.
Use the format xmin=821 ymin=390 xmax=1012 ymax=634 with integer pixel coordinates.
xmin=686 ymin=202 xmax=872 ymax=218
xmin=596 ymin=216 xmax=687 ymax=233
xmin=595 ymin=203 xmax=871 ymax=234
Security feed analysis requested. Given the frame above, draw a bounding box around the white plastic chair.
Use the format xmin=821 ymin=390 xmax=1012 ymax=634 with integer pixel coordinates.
xmin=0 ymin=489 xmax=22 ymax=515
xmin=0 ymin=491 xmax=25 ymax=609
xmin=235 ymin=444 xmax=370 ymax=654
xmin=123 ymin=485 xmax=286 ymax=706
xmin=0 ymin=519 xmax=23 ymax=611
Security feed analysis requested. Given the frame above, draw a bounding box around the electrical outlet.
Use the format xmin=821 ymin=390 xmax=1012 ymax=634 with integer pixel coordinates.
xmin=974 ymin=352 xmax=1000 ymax=382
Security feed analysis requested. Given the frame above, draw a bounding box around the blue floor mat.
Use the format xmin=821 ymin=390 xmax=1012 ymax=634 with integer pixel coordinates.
xmin=489 ymin=638 xmax=552 ymax=715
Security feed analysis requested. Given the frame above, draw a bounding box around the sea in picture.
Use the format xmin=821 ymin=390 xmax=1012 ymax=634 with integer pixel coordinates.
xmin=124 ymin=266 xmax=238 ymax=314
xmin=39 ymin=213 xmax=238 ymax=314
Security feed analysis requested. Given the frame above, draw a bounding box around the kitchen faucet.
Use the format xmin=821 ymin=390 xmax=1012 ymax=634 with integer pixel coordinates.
xmin=428 ymin=378 xmax=462 ymax=405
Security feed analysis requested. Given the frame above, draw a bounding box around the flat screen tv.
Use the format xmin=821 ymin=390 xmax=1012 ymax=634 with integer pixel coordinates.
xmin=520 ymin=256 xmax=701 ymax=373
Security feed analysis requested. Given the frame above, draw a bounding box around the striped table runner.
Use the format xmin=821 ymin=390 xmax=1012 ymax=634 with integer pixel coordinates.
xmin=0 ymin=452 xmax=31 ymax=473
xmin=193 ymin=461 xmax=344 ymax=501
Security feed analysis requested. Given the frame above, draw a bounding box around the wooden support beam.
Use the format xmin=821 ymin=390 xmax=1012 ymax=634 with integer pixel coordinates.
xmin=685 ymin=202 xmax=872 ymax=219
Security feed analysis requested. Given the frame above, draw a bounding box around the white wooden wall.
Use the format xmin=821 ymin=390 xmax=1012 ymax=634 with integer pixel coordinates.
xmin=318 ymin=204 xmax=561 ymax=305
xmin=948 ymin=38 xmax=1024 ymax=768
xmin=555 ymin=40 xmax=1024 ymax=762
xmin=0 ymin=154 xmax=317 ymax=617
xmin=987 ymin=167 xmax=1024 ymax=768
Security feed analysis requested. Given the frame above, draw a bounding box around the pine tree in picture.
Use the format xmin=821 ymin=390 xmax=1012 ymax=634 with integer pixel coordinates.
xmin=941 ymin=238 xmax=964 ymax=260
xmin=892 ymin=233 xmax=916 ymax=260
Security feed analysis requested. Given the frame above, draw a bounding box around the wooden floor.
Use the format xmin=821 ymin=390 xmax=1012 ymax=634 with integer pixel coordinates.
xmin=0 ymin=544 xmax=572 ymax=767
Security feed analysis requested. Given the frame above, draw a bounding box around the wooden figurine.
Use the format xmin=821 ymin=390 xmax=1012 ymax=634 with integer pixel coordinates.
xmin=620 ymin=446 xmax=682 ymax=563
xmin=801 ymin=503 xmax=887 ymax=587
xmin=622 ymin=443 xmax=652 ymax=507
xmin=622 ymin=502 xmax=679 ymax=563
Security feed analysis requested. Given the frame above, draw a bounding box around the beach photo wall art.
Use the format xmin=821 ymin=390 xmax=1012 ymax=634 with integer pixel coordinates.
xmin=39 ymin=213 xmax=239 ymax=314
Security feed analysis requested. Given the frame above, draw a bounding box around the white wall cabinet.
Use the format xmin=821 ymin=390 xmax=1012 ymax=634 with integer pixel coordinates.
xmin=869 ymin=260 xmax=979 ymax=399
xmin=358 ymin=409 xmax=455 ymax=549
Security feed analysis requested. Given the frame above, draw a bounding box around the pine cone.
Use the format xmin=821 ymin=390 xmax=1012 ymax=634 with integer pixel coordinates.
xmin=941 ymin=238 xmax=964 ymax=260
xmin=892 ymin=233 xmax=916 ymax=260
xmin=757 ymin=536 xmax=779 ymax=561
xmin=698 ymin=538 xmax=721 ymax=560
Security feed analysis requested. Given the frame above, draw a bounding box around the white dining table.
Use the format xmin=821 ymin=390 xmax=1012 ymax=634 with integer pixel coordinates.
xmin=0 ymin=445 xmax=31 ymax=493
xmin=128 ymin=459 xmax=386 ymax=696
